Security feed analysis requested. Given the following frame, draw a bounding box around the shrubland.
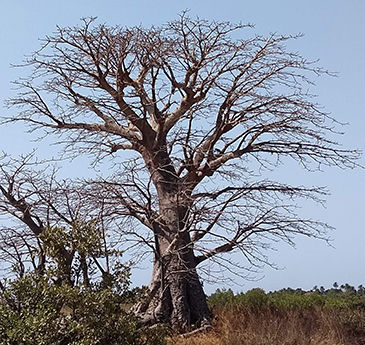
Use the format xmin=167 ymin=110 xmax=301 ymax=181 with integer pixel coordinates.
xmin=0 ymin=270 xmax=166 ymax=345
xmin=2 ymin=272 xmax=365 ymax=344
xmin=170 ymin=286 xmax=365 ymax=345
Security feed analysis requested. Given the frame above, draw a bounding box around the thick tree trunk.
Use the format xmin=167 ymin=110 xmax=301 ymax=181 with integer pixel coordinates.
xmin=134 ymin=147 xmax=211 ymax=329
xmin=133 ymin=190 xmax=211 ymax=329
xmin=134 ymin=250 xmax=211 ymax=330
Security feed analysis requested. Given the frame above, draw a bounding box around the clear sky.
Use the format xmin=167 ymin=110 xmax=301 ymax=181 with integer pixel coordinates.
xmin=0 ymin=0 xmax=364 ymax=294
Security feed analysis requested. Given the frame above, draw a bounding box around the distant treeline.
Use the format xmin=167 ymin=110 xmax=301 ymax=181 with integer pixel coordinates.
xmin=208 ymin=283 xmax=365 ymax=310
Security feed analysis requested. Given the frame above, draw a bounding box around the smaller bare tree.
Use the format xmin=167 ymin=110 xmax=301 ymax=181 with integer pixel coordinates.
xmin=0 ymin=154 xmax=124 ymax=286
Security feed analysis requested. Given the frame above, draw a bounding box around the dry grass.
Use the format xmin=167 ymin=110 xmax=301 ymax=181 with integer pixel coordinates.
xmin=168 ymin=306 xmax=365 ymax=345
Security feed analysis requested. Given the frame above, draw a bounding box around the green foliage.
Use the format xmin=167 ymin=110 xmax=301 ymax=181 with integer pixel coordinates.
xmin=207 ymin=288 xmax=235 ymax=307
xmin=268 ymin=290 xmax=326 ymax=309
xmin=38 ymin=220 xmax=126 ymax=287
xmin=40 ymin=219 xmax=108 ymax=260
xmin=244 ymin=288 xmax=269 ymax=308
xmin=0 ymin=272 xmax=166 ymax=345
xmin=208 ymin=284 xmax=365 ymax=311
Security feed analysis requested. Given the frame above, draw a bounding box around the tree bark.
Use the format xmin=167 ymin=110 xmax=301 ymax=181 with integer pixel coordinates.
xmin=134 ymin=182 xmax=211 ymax=329
xmin=132 ymin=145 xmax=211 ymax=329
xmin=134 ymin=248 xmax=211 ymax=330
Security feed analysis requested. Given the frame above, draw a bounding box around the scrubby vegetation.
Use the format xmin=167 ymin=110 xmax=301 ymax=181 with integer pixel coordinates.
xmin=208 ymin=284 xmax=365 ymax=310
xmin=170 ymin=285 xmax=365 ymax=345
xmin=2 ymin=274 xmax=365 ymax=344
xmin=0 ymin=271 xmax=166 ymax=345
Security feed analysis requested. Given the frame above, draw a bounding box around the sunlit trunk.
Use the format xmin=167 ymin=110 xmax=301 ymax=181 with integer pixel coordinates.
xmin=134 ymin=167 xmax=210 ymax=329
xmin=134 ymin=242 xmax=210 ymax=329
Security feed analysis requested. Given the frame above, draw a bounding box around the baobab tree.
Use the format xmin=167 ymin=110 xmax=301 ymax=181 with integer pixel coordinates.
xmin=1 ymin=14 xmax=360 ymax=329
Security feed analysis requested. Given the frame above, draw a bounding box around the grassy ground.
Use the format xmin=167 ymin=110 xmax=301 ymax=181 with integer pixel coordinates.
xmin=169 ymin=307 xmax=365 ymax=345
xmin=169 ymin=287 xmax=365 ymax=345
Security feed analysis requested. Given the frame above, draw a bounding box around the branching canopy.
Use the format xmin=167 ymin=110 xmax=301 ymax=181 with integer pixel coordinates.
xmin=1 ymin=14 xmax=360 ymax=280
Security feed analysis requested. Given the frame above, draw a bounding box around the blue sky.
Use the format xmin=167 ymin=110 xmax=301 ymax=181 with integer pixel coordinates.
xmin=0 ymin=0 xmax=364 ymax=293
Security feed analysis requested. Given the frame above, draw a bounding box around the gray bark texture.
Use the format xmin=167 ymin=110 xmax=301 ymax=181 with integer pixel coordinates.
xmin=133 ymin=246 xmax=211 ymax=329
xmin=132 ymin=151 xmax=211 ymax=329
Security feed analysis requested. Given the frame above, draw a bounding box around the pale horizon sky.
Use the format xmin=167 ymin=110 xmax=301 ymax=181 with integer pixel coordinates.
xmin=0 ymin=0 xmax=364 ymax=294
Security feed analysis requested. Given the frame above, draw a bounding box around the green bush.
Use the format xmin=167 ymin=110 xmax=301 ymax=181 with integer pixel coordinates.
xmin=268 ymin=291 xmax=325 ymax=309
xmin=244 ymin=288 xmax=269 ymax=308
xmin=0 ymin=272 xmax=166 ymax=345
xmin=207 ymin=288 xmax=236 ymax=308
